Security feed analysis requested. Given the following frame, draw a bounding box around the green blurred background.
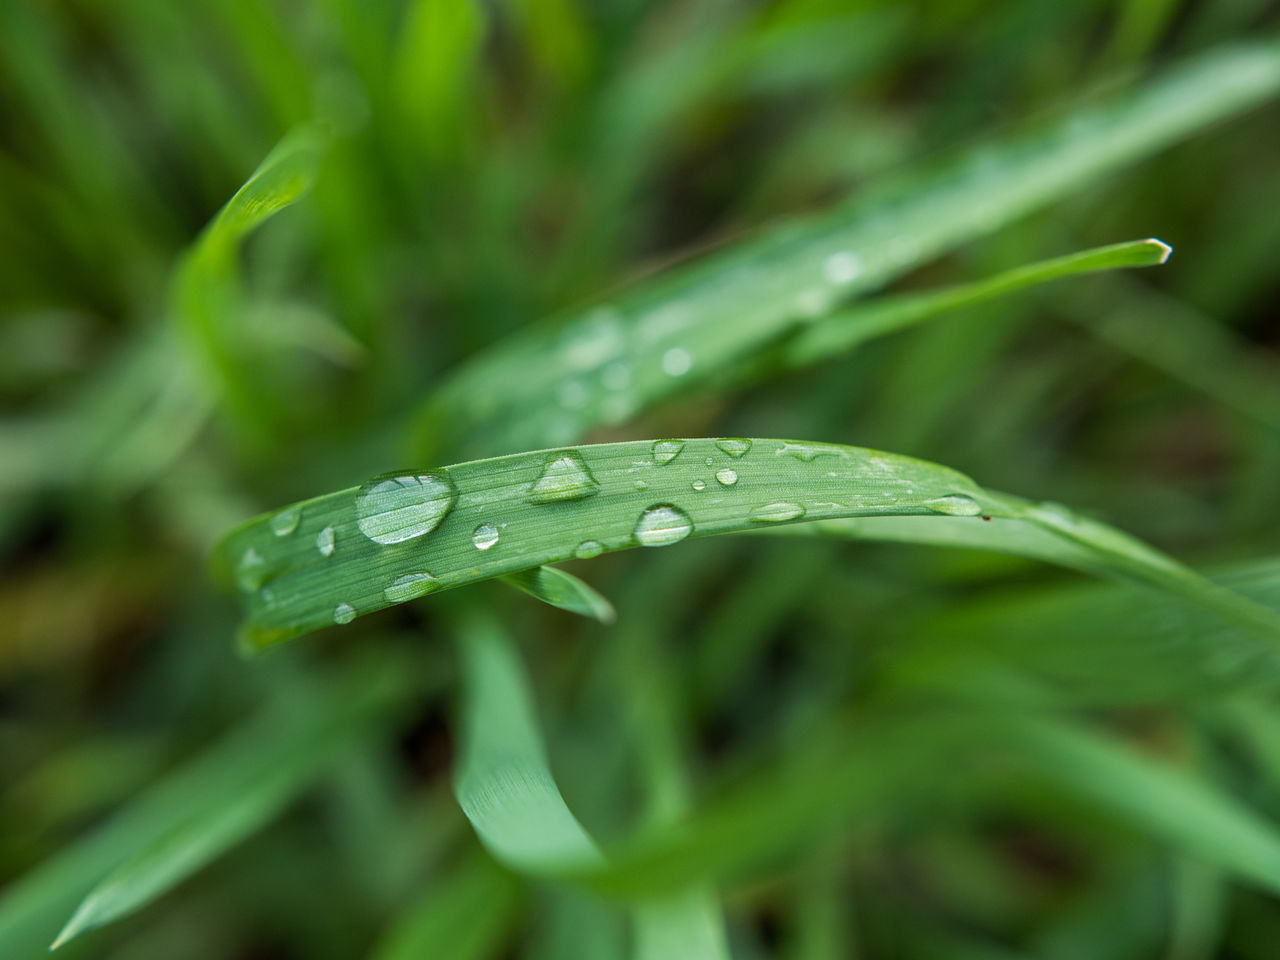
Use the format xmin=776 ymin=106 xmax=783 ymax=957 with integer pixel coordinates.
xmin=3 ymin=1 xmax=1280 ymax=958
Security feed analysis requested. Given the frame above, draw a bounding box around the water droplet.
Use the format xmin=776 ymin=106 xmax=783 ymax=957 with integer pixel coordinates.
xmin=384 ymin=572 xmax=439 ymax=603
xmin=634 ymin=504 xmax=694 ymax=547
xmin=574 ymin=539 xmax=603 ymax=559
xmin=716 ymin=468 xmax=738 ymax=486
xmin=355 ymin=471 xmax=457 ymax=545
xmin=716 ymin=438 xmax=752 ymax=458
xmin=922 ymin=495 xmax=983 ymax=517
xmin=692 ymin=479 xmax=706 ymax=491
xmin=236 ymin=547 xmax=266 ymax=591
xmin=653 ymin=439 xmax=685 ymax=465
xmin=777 ymin=441 xmax=845 ymax=462
xmin=529 ymin=451 xmax=600 ymax=503
xmin=704 ymin=457 xmax=713 ymax=467
xmin=333 ymin=602 xmax=356 ymax=625
xmin=661 ymin=346 xmax=692 ymax=377
xmin=795 ymin=287 xmax=831 ymax=318
xmin=750 ymin=502 xmax=806 ymax=523
xmin=635 ymin=479 xmax=649 ymax=490
xmin=602 ymin=362 xmax=631 ymax=391
xmin=270 ymin=506 xmax=300 ymax=536
xmin=316 ymin=525 xmax=335 ymax=557
xmin=473 ymin=523 xmax=500 ymax=550
xmin=823 ymin=250 xmax=864 ymax=285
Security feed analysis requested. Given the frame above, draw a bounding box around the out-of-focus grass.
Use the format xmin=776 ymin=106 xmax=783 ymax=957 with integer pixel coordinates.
xmin=2 ymin=2 xmax=1280 ymax=958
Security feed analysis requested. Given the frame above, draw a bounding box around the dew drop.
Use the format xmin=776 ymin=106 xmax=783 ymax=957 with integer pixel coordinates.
xmin=661 ymin=346 xmax=692 ymax=377
xmin=355 ymin=471 xmax=457 ymax=545
xmin=777 ymin=441 xmax=845 ymax=462
xmin=716 ymin=468 xmax=738 ymax=486
xmin=652 ymin=439 xmax=685 ymax=465
xmin=715 ymin=438 xmax=752 ymax=458
xmin=750 ymin=501 xmax=806 ymax=523
xmin=635 ymin=479 xmax=649 ymax=490
xmin=692 ymin=479 xmax=706 ymax=491
xmin=634 ymin=504 xmax=694 ymax=547
xmin=316 ymin=525 xmax=335 ymax=557
xmin=922 ymin=495 xmax=983 ymax=517
xmin=236 ymin=547 xmax=267 ymax=591
xmin=270 ymin=506 xmax=300 ymax=537
xmin=333 ymin=602 xmax=356 ymax=625
xmin=529 ymin=450 xmax=600 ymax=503
xmin=384 ymin=572 xmax=439 ymax=603
xmin=575 ymin=539 xmax=604 ymax=559
xmin=473 ymin=523 xmax=500 ymax=550
xmin=823 ymin=250 xmax=863 ymax=286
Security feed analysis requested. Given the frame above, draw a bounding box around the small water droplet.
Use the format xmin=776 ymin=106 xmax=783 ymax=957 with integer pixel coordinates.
xmin=704 ymin=457 xmax=713 ymax=467
xmin=529 ymin=451 xmax=600 ymax=503
xmin=692 ymin=479 xmax=706 ymax=491
xmin=922 ymin=495 xmax=983 ymax=517
xmin=333 ymin=602 xmax=356 ymax=625
xmin=575 ymin=539 xmax=603 ymax=559
xmin=236 ymin=547 xmax=266 ymax=591
xmin=716 ymin=438 xmax=752 ymax=458
xmin=823 ymin=250 xmax=864 ymax=286
xmin=384 ymin=572 xmax=439 ymax=603
xmin=635 ymin=479 xmax=649 ymax=490
xmin=316 ymin=525 xmax=335 ymax=557
xmin=716 ymin=468 xmax=738 ymax=486
xmin=750 ymin=502 xmax=806 ymax=523
xmin=355 ymin=471 xmax=457 ymax=545
xmin=661 ymin=346 xmax=692 ymax=377
xmin=634 ymin=504 xmax=694 ymax=547
xmin=473 ymin=523 xmax=500 ymax=550
xmin=270 ymin=506 xmax=300 ymax=536
xmin=653 ymin=439 xmax=685 ymax=465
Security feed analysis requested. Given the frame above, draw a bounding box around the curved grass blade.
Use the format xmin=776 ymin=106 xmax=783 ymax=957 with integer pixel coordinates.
xmin=773 ymin=238 xmax=1171 ymax=371
xmin=499 ymin=565 xmax=616 ymax=624
xmin=413 ymin=43 xmax=1280 ymax=457
xmin=34 ymin=659 xmax=413 ymax=953
xmin=216 ymin=438 xmax=1279 ymax=650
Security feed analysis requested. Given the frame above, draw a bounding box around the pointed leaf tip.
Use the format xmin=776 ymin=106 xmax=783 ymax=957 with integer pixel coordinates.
xmin=1147 ymin=238 xmax=1174 ymax=263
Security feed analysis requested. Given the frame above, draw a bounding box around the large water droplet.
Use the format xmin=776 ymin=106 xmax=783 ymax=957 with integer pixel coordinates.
xmin=823 ymin=251 xmax=863 ymax=286
xmin=529 ymin=451 xmax=600 ymax=503
xmin=575 ymin=539 xmax=604 ymax=559
xmin=661 ymin=346 xmax=692 ymax=377
xmin=634 ymin=504 xmax=694 ymax=547
xmin=355 ymin=471 xmax=457 ymax=545
xmin=333 ymin=602 xmax=356 ymax=625
xmin=653 ymin=439 xmax=685 ymax=465
xmin=384 ymin=572 xmax=439 ymax=603
xmin=716 ymin=438 xmax=752 ymax=458
xmin=692 ymin=479 xmax=706 ymax=491
xmin=716 ymin=468 xmax=738 ymax=486
xmin=316 ymin=525 xmax=335 ymax=557
xmin=236 ymin=547 xmax=266 ymax=591
xmin=270 ymin=506 xmax=300 ymax=537
xmin=777 ymin=441 xmax=845 ymax=462
xmin=750 ymin=502 xmax=806 ymax=523
xmin=473 ymin=523 xmax=500 ymax=550
xmin=922 ymin=495 xmax=983 ymax=517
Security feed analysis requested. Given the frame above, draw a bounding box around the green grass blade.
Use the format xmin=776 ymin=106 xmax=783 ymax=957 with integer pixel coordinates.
xmin=414 ymin=43 xmax=1280 ymax=457
xmin=453 ymin=614 xmax=604 ymax=874
xmin=31 ymin=660 xmax=413 ymax=953
xmin=216 ymin=438 xmax=1278 ymax=649
xmin=498 ymin=565 xmax=616 ymax=624
xmin=776 ymin=238 xmax=1171 ymax=369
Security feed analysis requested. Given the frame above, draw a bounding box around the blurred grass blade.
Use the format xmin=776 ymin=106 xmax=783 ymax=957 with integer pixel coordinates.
xmin=367 ymin=851 xmax=519 ymax=960
xmin=498 ymin=565 xmax=616 ymax=624
xmin=216 ymin=438 xmax=1278 ymax=649
xmin=21 ymin=660 xmax=413 ymax=954
xmin=414 ymin=43 xmax=1280 ymax=456
xmin=775 ymin=238 xmax=1171 ymax=370
xmin=453 ymin=614 xmax=604 ymax=873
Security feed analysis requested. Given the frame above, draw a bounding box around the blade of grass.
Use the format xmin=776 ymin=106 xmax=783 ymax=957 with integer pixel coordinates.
xmin=413 ymin=42 xmax=1280 ymax=457
xmin=216 ymin=437 xmax=1279 ymax=649
xmin=498 ymin=566 xmax=617 ymax=624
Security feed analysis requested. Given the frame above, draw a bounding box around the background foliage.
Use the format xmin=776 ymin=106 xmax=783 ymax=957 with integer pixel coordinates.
xmin=2 ymin=1 xmax=1280 ymax=958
